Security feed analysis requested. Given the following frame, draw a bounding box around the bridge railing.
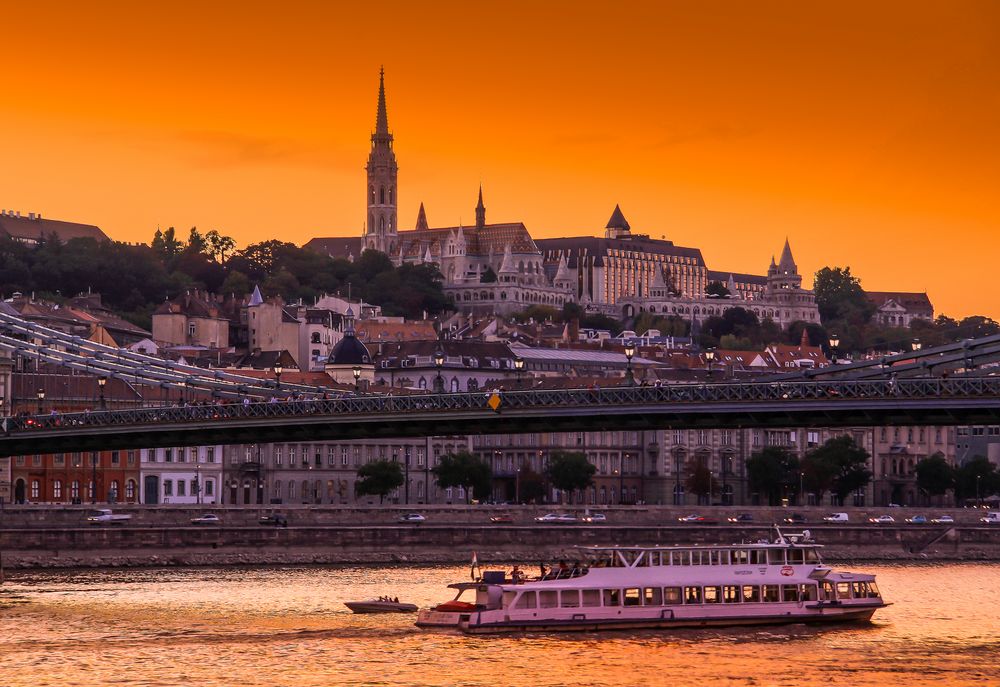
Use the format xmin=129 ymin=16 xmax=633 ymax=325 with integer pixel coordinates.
xmin=5 ymin=376 xmax=998 ymax=433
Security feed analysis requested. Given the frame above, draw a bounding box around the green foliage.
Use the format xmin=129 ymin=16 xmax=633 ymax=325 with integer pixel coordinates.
xmin=915 ymin=453 xmax=955 ymax=498
xmin=634 ymin=312 xmax=689 ymax=337
xmin=480 ymin=266 xmax=497 ymax=283
xmin=746 ymin=447 xmax=800 ymax=506
xmin=432 ymin=450 xmax=493 ymax=503
xmin=802 ymin=436 xmax=872 ymax=502
xmin=354 ymin=459 xmax=404 ymax=503
xmin=705 ymin=280 xmax=731 ymax=297
xmin=685 ymin=462 xmax=718 ymax=500
xmin=561 ymin=301 xmax=583 ymax=321
xmin=544 ymin=450 xmax=596 ymax=500
xmin=580 ymin=313 xmax=622 ymax=334
xmin=813 ymin=266 xmax=874 ymax=326
xmin=510 ymin=305 xmax=561 ymax=323
xmin=786 ymin=321 xmax=829 ymax=348
xmin=517 ymin=461 xmax=547 ymax=504
xmin=954 ymin=456 xmax=1000 ymax=505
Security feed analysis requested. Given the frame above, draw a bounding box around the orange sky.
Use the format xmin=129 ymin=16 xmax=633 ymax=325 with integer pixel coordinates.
xmin=2 ymin=1 xmax=999 ymax=319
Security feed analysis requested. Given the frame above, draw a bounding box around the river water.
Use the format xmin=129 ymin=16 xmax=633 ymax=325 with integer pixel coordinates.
xmin=1 ymin=562 xmax=997 ymax=687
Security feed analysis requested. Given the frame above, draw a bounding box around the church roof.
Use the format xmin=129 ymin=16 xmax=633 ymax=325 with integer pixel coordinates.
xmin=398 ymin=222 xmax=538 ymax=260
xmin=606 ymin=204 xmax=630 ymax=231
xmin=302 ymin=236 xmax=364 ymax=259
xmin=328 ymin=331 xmax=371 ymax=366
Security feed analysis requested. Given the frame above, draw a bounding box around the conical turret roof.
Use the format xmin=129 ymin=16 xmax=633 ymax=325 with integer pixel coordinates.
xmin=415 ymin=202 xmax=429 ymax=230
xmin=606 ymin=204 xmax=631 ymax=231
xmin=778 ymin=238 xmax=797 ymax=272
xmin=499 ymin=244 xmax=517 ymax=274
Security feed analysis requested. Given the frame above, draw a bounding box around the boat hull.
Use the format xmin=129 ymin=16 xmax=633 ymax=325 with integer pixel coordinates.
xmin=415 ymin=609 xmax=474 ymax=627
xmin=345 ymin=602 xmax=418 ymax=614
xmin=461 ymin=605 xmax=880 ymax=634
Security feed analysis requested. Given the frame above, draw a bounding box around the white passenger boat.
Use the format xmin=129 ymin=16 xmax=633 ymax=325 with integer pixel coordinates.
xmin=418 ymin=529 xmax=889 ymax=634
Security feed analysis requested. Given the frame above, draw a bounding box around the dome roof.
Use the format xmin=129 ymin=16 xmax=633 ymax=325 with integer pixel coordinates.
xmin=329 ymin=332 xmax=371 ymax=366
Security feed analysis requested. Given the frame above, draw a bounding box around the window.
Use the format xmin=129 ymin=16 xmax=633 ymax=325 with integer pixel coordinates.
xmin=111 ymin=451 xmax=120 ymax=465
xmin=704 ymin=586 xmax=722 ymax=604
xmin=127 ymin=451 xmax=136 ymax=465
xmin=177 ymin=481 xmax=186 ymax=497
xmin=165 ymin=448 xmax=173 ymax=463
xmin=623 ymin=588 xmax=641 ymax=606
xmin=742 ymin=585 xmax=761 ymax=603
xmin=53 ymin=480 xmax=62 ymax=499
xmin=205 ymin=480 xmax=214 ymax=496
xmin=602 ymin=589 xmax=620 ymax=606
xmin=837 ymin=582 xmax=852 ymax=599
xmin=71 ymin=481 xmax=80 ymax=499
xmin=164 ymin=480 xmax=173 ymax=497
xmin=560 ymin=590 xmax=580 ymax=608
xmin=30 ymin=480 xmax=40 ymax=499
xmin=762 ymin=585 xmax=781 ymax=602
xmin=514 ymin=592 xmax=537 ymax=609
xmin=125 ymin=480 xmax=136 ymax=499
xmin=582 ymin=590 xmax=602 ymax=607
xmin=54 ymin=454 xmax=65 ymax=466
xmin=684 ymin=587 xmax=702 ymax=604
xmin=799 ymin=584 xmax=818 ymax=601
xmin=207 ymin=448 xmax=215 ymax=463
xmin=723 ymin=585 xmax=741 ymax=603
xmin=539 ymin=591 xmax=558 ymax=608
xmin=781 ymin=585 xmax=800 ymax=602
xmin=643 ymin=588 xmax=662 ymax=605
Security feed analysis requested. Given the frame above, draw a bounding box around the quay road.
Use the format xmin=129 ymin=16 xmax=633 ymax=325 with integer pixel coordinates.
xmin=2 ymin=506 xmax=998 ymax=568
xmin=5 ymin=376 xmax=1000 ymax=456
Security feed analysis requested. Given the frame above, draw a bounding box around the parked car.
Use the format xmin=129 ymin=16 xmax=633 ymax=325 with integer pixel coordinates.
xmin=489 ymin=515 xmax=514 ymax=523
xmin=191 ymin=513 xmax=221 ymax=525
xmin=869 ymin=515 xmax=895 ymax=524
xmin=398 ymin=513 xmax=426 ymax=523
xmin=783 ymin=513 xmax=807 ymax=524
xmin=259 ymin=513 xmax=288 ymax=527
xmin=905 ymin=515 xmax=928 ymax=524
xmin=980 ymin=512 xmax=1000 ymax=524
xmin=581 ymin=512 xmax=607 ymax=523
xmin=823 ymin=512 xmax=849 ymax=522
xmin=931 ymin=515 xmax=955 ymax=524
xmin=677 ymin=514 xmax=705 ymax=522
xmin=727 ymin=513 xmax=754 ymax=523
xmin=86 ymin=509 xmax=132 ymax=525
xmin=534 ymin=513 xmax=576 ymax=523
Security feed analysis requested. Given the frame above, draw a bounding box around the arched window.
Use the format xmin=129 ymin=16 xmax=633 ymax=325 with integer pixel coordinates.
xmin=274 ymin=479 xmax=282 ymax=497
xmin=467 ymin=378 xmax=479 ymax=391
xmin=418 ymin=377 xmax=427 ymax=390
xmin=311 ymin=332 xmax=321 ymax=344
xmin=450 ymin=378 xmax=460 ymax=392
xmin=30 ymin=480 xmax=40 ymax=500
xmin=380 ymin=186 xmax=386 ymax=204
xmin=71 ymin=480 xmax=80 ymax=499
xmin=125 ymin=480 xmax=136 ymax=499
xmin=288 ymin=481 xmax=296 ymax=500
xmin=53 ymin=479 xmax=62 ymax=499
xmin=388 ymin=186 xmax=394 ymax=204
xmin=369 ymin=186 xmax=375 ymax=204
xmin=110 ymin=480 xmax=120 ymax=499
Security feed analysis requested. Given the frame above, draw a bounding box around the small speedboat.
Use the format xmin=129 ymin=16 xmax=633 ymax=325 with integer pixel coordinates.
xmin=345 ymin=599 xmax=418 ymax=614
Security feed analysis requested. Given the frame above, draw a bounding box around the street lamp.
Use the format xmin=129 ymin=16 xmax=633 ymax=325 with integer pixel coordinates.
xmin=624 ymin=342 xmax=636 ymax=386
xmin=91 ymin=452 xmax=98 ymax=504
xmin=195 ymin=463 xmax=202 ymax=505
xmin=705 ymin=348 xmax=716 ymax=378
xmin=36 ymin=388 xmax=45 ymax=415
xmin=274 ymin=363 xmax=283 ymax=390
xmin=352 ymin=365 xmax=362 ymax=394
xmin=799 ymin=470 xmax=805 ymax=506
xmin=828 ymin=333 xmax=840 ymax=365
xmin=514 ymin=356 xmax=525 ymax=389
xmin=177 ymin=380 xmax=186 ymax=407
xmin=977 ymin=474 xmax=982 ymax=507
xmin=911 ymin=339 xmax=922 ymax=352
xmin=98 ymin=376 xmax=107 ymax=410
xmin=434 ymin=348 xmax=445 ymax=393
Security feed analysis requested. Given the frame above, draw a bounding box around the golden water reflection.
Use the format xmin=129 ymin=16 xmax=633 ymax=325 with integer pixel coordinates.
xmin=2 ymin=562 xmax=998 ymax=686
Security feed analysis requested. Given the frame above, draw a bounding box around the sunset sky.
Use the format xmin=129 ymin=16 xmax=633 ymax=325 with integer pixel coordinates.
xmin=2 ymin=1 xmax=998 ymax=318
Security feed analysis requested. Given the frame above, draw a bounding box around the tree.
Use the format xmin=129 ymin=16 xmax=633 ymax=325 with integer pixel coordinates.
xmin=186 ymin=226 xmax=208 ymax=254
xmin=205 ymin=229 xmax=237 ymax=263
xmin=354 ymin=460 xmax=404 ymax=503
xmin=480 ymin=266 xmax=497 ymax=283
xmin=804 ymin=436 xmax=872 ymax=503
xmin=813 ymin=266 xmax=874 ymax=326
xmin=516 ymin=461 xmax=547 ymax=504
xmin=915 ymin=453 xmax=955 ymax=503
xmin=685 ymin=462 xmax=718 ymax=504
xmin=746 ymin=447 xmax=800 ymax=506
xmin=580 ymin=313 xmax=622 ymax=334
xmin=432 ymin=450 xmax=493 ymax=503
xmin=544 ymin=450 xmax=596 ymax=503
xmin=706 ymin=280 xmax=730 ymax=297
xmin=954 ymin=456 xmax=1000 ymax=505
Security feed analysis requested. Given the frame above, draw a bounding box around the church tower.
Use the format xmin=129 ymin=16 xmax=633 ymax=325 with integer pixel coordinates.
xmin=364 ymin=68 xmax=398 ymax=256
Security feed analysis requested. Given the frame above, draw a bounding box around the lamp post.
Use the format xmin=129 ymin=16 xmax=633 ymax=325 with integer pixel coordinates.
xmin=195 ymin=463 xmax=202 ymax=506
xmin=977 ymin=474 xmax=982 ymax=507
xmin=828 ymin=333 xmax=840 ymax=365
xmin=624 ymin=342 xmax=636 ymax=386
xmin=91 ymin=452 xmax=98 ymax=504
xmin=274 ymin=363 xmax=283 ymax=390
xmin=434 ymin=348 xmax=445 ymax=393
xmin=705 ymin=348 xmax=716 ymax=378
xmin=352 ymin=365 xmax=362 ymax=394
xmin=514 ymin=356 xmax=524 ymax=389
xmin=98 ymin=376 xmax=107 ymax=410
xmin=36 ymin=388 xmax=44 ymax=415
xmin=799 ymin=470 xmax=805 ymax=506
xmin=404 ymin=446 xmax=411 ymax=505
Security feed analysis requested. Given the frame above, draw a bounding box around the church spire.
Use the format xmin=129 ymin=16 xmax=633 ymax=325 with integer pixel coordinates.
xmin=415 ymin=202 xmax=429 ymax=230
xmin=778 ymin=237 xmax=797 ymax=274
xmin=475 ymin=185 xmax=486 ymax=229
xmin=375 ymin=66 xmax=390 ymax=139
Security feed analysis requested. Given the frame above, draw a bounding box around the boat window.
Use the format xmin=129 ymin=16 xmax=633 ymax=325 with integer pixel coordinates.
xmin=716 ymin=550 xmax=731 ymax=565
xmin=624 ymin=588 xmax=641 ymax=606
xmin=603 ymin=589 xmax=620 ymax=607
xmin=663 ymin=587 xmax=683 ymax=605
xmin=704 ymin=586 xmax=722 ymax=604
xmin=684 ymin=586 xmax=702 ymax=604
xmin=502 ymin=591 xmax=517 ymax=608
xmin=867 ymin=582 xmax=881 ymax=599
xmin=644 ymin=588 xmax=662 ymax=606
xmin=723 ymin=585 xmax=741 ymax=603
xmin=514 ymin=592 xmax=537 ymax=609
xmin=781 ymin=584 xmax=799 ymax=602
xmin=787 ymin=549 xmax=805 ymax=565
xmin=820 ymin=581 xmax=835 ymax=600
xmin=742 ymin=585 xmax=761 ymax=603
xmin=582 ymin=590 xmax=601 ymax=607
xmin=649 ymin=552 xmax=662 ymax=567
xmin=851 ymin=582 xmax=867 ymax=599
xmin=767 ymin=549 xmax=786 ymax=565
xmin=805 ymin=549 xmax=821 ymax=563
xmin=539 ymin=591 xmax=558 ymax=608
xmin=672 ymin=551 xmax=690 ymax=566
xmin=749 ymin=550 xmax=767 ymax=565
xmin=762 ymin=585 xmax=781 ymax=602
xmin=798 ymin=584 xmax=818 ymax=601
xmin=690 ymin=550 xmax=703 ymax=566
xmin=560 ymin=590 xmax=580 ymax=608
xmin=836 ymin=582 xmax=851 ymax=599
xmin=732 ymin=550 xmax=750 ymax=565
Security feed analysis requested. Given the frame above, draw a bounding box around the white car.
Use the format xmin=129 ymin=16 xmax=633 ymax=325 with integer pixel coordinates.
xmin=868 ymin=515 xmax=895 ymax=524
xmin=398 ymin=513 xmax=426 ymax=523
xmin=931 ymin=515 xmax=955 ymax=524
xmin=534 ymin=513 xmax=576 ymax=523
xmin=677 ymin=514 xmax=705 ymax=523
xmin=190 ymin=513 xmax=221 ymax=525
xmin=581 ymin=513 xmax=607 ymax=523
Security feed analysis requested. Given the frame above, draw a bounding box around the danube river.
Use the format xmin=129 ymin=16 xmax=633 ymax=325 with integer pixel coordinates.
xmin=1 ymin=562 xmax=997 ymax=686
